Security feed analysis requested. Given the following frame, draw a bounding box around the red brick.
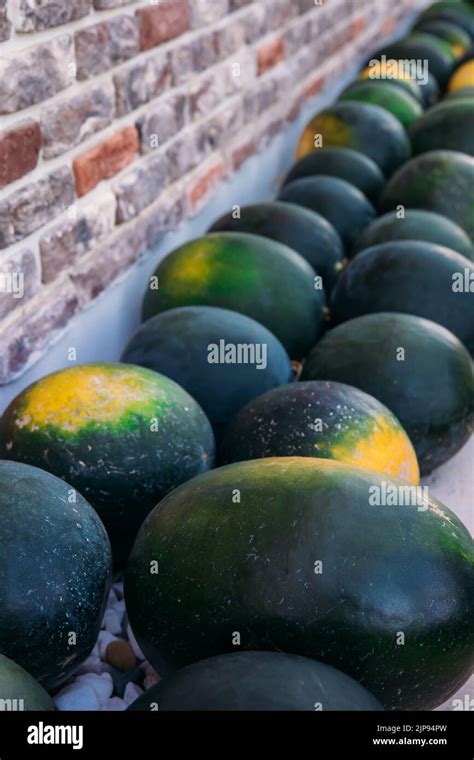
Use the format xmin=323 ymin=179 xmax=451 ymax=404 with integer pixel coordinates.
xmin=186 ymin=158 xmax=227 ymax=215
xmin=382 ymin=18 xmax=396 ymax=37
xmin=257 ymin=37 xmax=285 ymax=76
xmin=136 ymin=1 xmax=190 ymax=52
xmin=350 ymin=15 xmax=366 ymax=40
xmin=286 ymin=94 xmax=304 ymax=123
xmin=73 ymin=127 xmax=139 ymax=197
xmin=0 ymin=121 xmax=41 ymax=189
xmin=304 ymin=74 xmax=325 ymax=99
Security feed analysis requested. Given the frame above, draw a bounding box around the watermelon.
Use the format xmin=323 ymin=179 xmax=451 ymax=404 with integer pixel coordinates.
xmin=409 ymin=99 xmax=474 ymax=155
xmin=353 ymin=209 xmax=473 ymax=259
xmin=295 ymin=102 xmax=411 ymax=176
xmin=208 ymin=202 xmax=344 ymax=294
xmin=412 ymin=30 xmax=461 ymax=61
xmin=371 ymin=34 xmax=457 ymax=89
xmin=414 ymin=19 xmax=472 ymax=58
xmin=448 ymin=59 xmax=474 ymax=89
xmin=124 ymin=457 xmax=474 ymax=710
xmin=278 ymin=176 xmax=376 ymax=251
xmin=0 ymin=655 xmax=55 ymax=711
xmin=0 ymin=461 xmax=111 ymax=689
xmin=122 ymin=307 xmax=293 ymax=436
xmin=0 ymin=364 xmax=215 ymax=566
xmin=340 ymin=81 xmax=423 ymax=129
xmin=419 ymin=2 xmax=474 ymax=39
xmin=380 ymin=150 xmax=474 ymax=239
xmin=301 ymin=313 xmax=474 ymax=474
xmin=419 ymin=72 xmax=441 ymax=106
xmin=219 ymin=380 xmax=420 ymax=484
xmin=358 ymin=64 xmax=424 ymax=103
xmin=445 ymin=86 xmax=474 ymax=98
xmin=282 ymin=147 xmax=386 ymax=203
xmin=128 ymin=652 xmax=383 ymax=711
xmin=330 ymin=241 xmax=474 ymax=352
xmin=141 ymin=233 xmax=325 ymax=359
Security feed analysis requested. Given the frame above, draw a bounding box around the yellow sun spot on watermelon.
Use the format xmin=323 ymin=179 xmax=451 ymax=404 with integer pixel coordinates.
xmin=448 ymin=60 xmax=474 ymax=92
xmin=16 ymin=365 xmax=164 ymax=434
xmin=331 ymin=415 xmax=420 ymax=485
xmin=295 ymin=115 xmax=352 ymax=160
xmin=167 ymin=245 xmax=215 ymax=293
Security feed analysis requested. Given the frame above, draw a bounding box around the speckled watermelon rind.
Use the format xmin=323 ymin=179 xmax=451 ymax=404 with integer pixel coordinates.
xmin=124 ymin=457 xmax=474 ymax=710
xmin=0 ymin=461 xmax=112 ymax=690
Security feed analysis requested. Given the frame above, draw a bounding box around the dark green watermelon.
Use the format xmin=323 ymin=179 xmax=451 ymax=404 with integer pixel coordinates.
xmin=128 ymin=652 xmax=383 ymax=711
xmin=278 ymin=176 xmax=376 ymax=252
xmin=330 ymin=241 xmax=474 ymax=352
xmin=0 ymin=461 xmax=111 ymax=689
xmin=419 ymin=2 xmax=474 ymax=39
xmin=141 ymin=233 xmax=326 ymax=359
xmin=301 ymin=313 xmax=474 ymax=474
xmin=353 ymin=209 xmax=473 ymax=259
xmin=282 ymin=147 xmax=386 ymax=203
xmin=125 ymin=457 xmax=474 ymax=710
xmin=295 ymin=102 xmax=411 ymax=176
xmin=219 ymin=380 xmax=420 ymax=484
xmin=409 ymin=99 xmax=474 ymax=155
xmin=371 ymin=34 xmax=456 ymax=89
xmin=414 ymin=19 xmax=472 ymax=58
xmin=340 ymin=81 xmax=423 ymax=129
xmin=208 ymin=202 xmax=344 ymax=294
xmin=122 ymin=306 xmax=293 ymax=436
xmin=380 ymin=150 xmax=474 ymax=239
xmin=419 ymin=72 xmax=441 ymax=106
xmin=357 ymin=65 xmax=424 ymax=104
xmin=0 ymin=364 xmax=215 ymax=566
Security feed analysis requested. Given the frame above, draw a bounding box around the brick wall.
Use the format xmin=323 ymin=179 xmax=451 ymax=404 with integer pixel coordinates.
xmin=0 ymin=0 xmax=428 ymax=385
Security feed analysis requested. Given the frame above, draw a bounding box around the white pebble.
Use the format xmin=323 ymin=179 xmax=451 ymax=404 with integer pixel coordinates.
xmin=102 ymin=608 xmax=122 ymax=635
xmin=107 ymin=587 xmax=118 ymax=606
xmin=102 ymin=697 xmax=127 ymax=711
xmin=123 ymin=682 xmax=143 ymax=706
xmin=76 ymin=655 xmax=103 ymax=676
xmin=126 ymin=624 xmax=145 ymax=660
xmin=98 ymin=630 xmax=119 ymax=658
xmin=112 ymin=599 xmax=126 ymax=622
xmin=75 ymin=673 xmax=113 ymax=706
xmin=55 ymin=683 xmax=101 ymax=712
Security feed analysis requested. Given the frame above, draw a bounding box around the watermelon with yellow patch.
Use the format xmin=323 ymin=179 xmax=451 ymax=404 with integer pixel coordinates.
xmin=125 ymin=457 xmax=474 ymax=710
xmin=141 ymin=233 xmax=325 ymax=359
xmin=295 ymin=102 xmax=410 ymax=176
xmin=448 ymin=59 xmax=474 ymax=90
xmin=0 ymin=364 xmax=215 ymax=566
xmin=219 ymin=381 xmax=420 ymax=484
